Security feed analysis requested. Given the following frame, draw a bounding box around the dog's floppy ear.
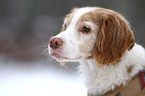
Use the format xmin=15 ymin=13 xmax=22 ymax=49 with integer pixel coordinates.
xmin=93 ymin=10 xmax=135 ymax=65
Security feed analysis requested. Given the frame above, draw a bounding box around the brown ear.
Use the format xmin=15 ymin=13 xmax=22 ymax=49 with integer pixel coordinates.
xmin=93 ymin=11 xmax=135 ymax=65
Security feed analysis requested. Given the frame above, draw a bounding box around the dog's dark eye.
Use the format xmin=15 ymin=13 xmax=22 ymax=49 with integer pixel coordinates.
xmin=63 ymin=24 xmax=67 ymax=30
xmin=64 ymin=24 xmax=67 ymax=29
xmin=80 ymin=26 xmax=91 ymax=33
xmin=62 ymin=24 xmax=67 ymax=31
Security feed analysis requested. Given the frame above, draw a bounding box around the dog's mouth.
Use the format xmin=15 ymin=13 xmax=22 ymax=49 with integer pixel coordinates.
xmin=50 ymin=52 xmax=82 ymax=61
xmin=51 ymin=52 xmax=67 ymax=60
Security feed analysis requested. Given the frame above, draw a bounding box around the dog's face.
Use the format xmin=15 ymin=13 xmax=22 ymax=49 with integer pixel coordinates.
xmin=49 ymin=7 xmax=135 ymax=65
xmin=49 ymin=7 xmax=98 ymax=62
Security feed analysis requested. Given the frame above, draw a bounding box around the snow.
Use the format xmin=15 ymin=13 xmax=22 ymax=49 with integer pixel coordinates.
xmin=0 ymin=59 xmax=87 ymax=96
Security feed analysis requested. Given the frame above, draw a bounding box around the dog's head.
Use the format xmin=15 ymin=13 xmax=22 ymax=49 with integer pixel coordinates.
xmin=48 ymin=7 xmax=135 ymax=65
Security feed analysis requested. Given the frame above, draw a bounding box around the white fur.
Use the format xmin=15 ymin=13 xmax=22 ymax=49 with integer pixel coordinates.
xmin=49 ymin=7 xmax=145 ymax=96
xmin=79 ymin=44 xmax=145 ymax=95
xmin=68 ymin=7 xmax=96 ymax=29
xmin=49 ymin=7 xmax=98 ymax=62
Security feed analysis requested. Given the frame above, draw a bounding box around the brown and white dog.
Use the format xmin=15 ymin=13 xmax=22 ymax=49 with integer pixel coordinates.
xmin=48 ymin=7 xmax=145 ymax=96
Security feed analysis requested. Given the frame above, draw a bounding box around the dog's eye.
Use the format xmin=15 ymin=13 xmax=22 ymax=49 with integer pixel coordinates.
xmin=80 ymin=26 xmax=91 ymax=33
xmin=64 ymin=24 xmax=67 ymax=29
xmin=62 ymin=24 xmax=67 ymax=31
xmin=63 ymin=24 xmax=67 ymax=30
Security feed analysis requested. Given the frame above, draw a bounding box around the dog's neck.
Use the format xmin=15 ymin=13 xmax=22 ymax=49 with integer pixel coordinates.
xmin=79 ymin=59 xmax=131 ymax=95
xmin=79 ymin=44 xmax=145 ymax=95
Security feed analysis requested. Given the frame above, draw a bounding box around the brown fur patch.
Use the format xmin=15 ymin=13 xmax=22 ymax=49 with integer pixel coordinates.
xmin=92 ymin=8 xmax=135 ymax=65
xmin=128 ymin=65 xmax=134 ymax=74
xmin=61 ymin=8 xmax=79 ymax=32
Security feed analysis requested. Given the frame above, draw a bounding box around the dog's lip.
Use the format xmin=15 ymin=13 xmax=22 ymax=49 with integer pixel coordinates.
xmin=50 ymin=52 xmax=82 ymax=61
xmin=51 ymin=52 xmax=67 ymax=59
xmin=51 ymin=52 xmax=61 ymax=58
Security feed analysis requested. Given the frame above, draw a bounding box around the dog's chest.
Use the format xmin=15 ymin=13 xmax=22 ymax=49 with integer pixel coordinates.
xmin=79 ymin=60 xmax=131 ymax=95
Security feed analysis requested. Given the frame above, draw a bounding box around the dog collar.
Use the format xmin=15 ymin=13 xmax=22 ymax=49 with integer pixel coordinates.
xmin=88 ymin=70 xmax=145 ymax=96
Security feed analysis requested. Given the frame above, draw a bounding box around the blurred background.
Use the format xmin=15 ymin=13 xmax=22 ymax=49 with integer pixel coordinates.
xmin=0 ymin=0 xmax=145 ymax=96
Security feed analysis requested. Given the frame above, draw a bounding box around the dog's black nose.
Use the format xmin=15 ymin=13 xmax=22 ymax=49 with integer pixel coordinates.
xmin=49 ymin=37 xmax=63 ymax=49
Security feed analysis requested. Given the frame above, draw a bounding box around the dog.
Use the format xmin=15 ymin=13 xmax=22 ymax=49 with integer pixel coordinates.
xmin=48 ymin=7 xmax=145 ymax=96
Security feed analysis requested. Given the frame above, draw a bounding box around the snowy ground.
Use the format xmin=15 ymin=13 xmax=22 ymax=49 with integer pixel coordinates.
xmin=0 ymin=58 xmax=87 ymax=96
